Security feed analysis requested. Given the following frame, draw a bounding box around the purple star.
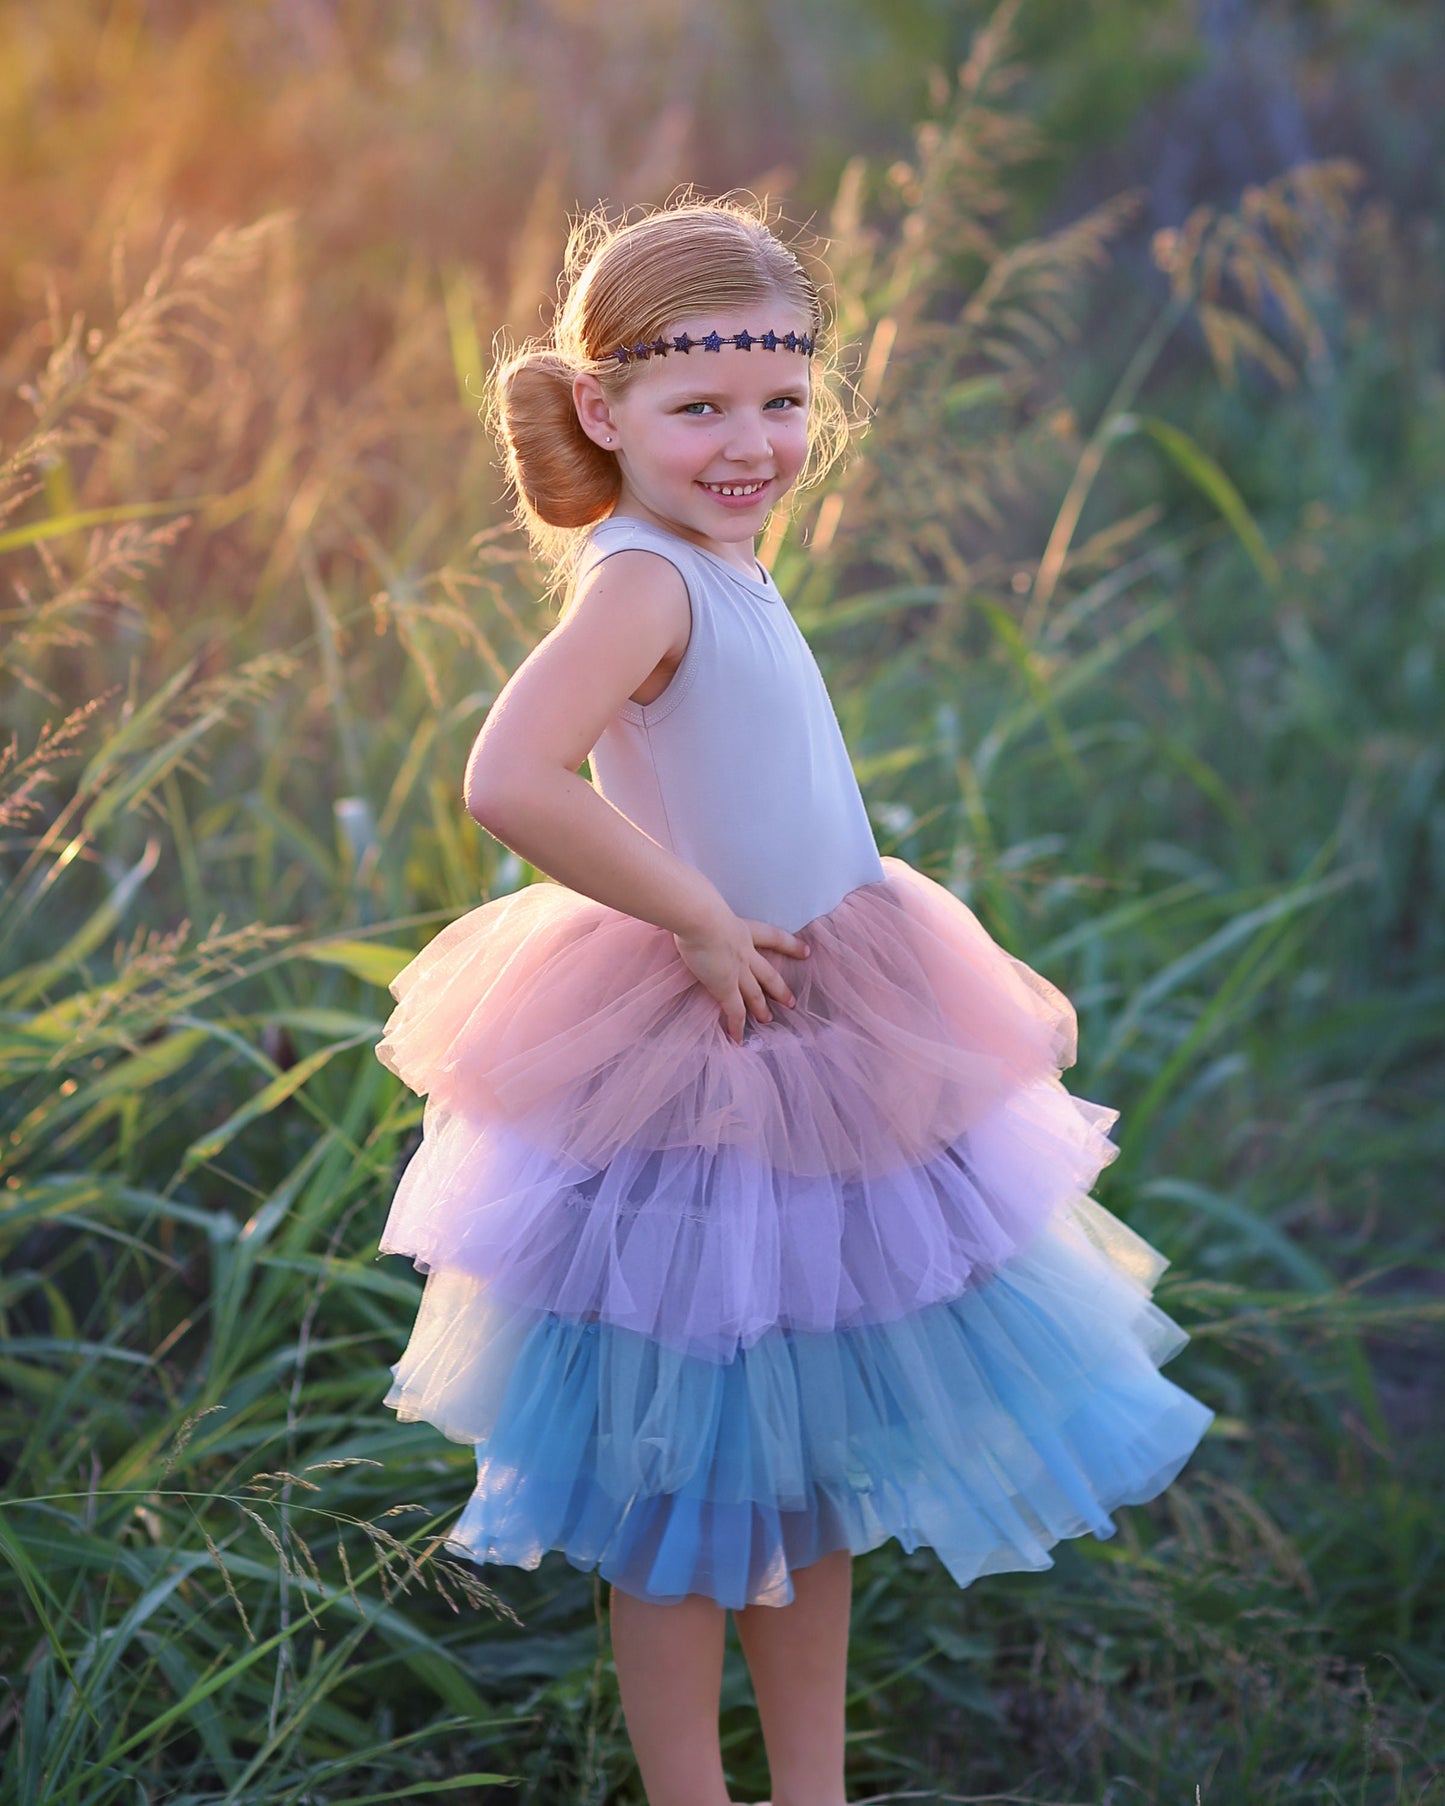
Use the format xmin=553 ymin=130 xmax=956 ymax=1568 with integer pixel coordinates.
xmin=672 ymin=333 xmax=693 ymax=353
xmin=733 ymin=329 xmax=754 ymax=351
xmin=760 ymin=329 xmax=779 ymax=351
xmin=651 ymin=337 xmax=669 ymax=357
xmin=633 ymin=342 xmax=652 ymax=360
xmin=612 ymin=345 xmax=631 ymax=364
xmin=782 ymin=331 xmax=798 ymax=352
xmin=701 ymin=331 xmax=724 ymax=352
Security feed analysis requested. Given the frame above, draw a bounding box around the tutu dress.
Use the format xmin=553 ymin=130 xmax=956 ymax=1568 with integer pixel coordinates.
xmin=374 ymin=513 xmax=1214 ymax=1609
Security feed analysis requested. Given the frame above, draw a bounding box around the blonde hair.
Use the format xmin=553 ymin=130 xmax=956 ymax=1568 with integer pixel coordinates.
xmin=486 ymin=191 xmax=851 ymax=597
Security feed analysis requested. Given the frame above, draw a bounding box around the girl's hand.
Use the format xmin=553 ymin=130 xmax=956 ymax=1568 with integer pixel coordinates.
xmin=672 ymin=910 xmax=812 ymax=1045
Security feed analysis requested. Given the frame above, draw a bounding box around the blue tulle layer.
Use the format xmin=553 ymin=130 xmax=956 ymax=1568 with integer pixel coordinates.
xmin=387 ymin=1198 xmax=1214 ymax=1607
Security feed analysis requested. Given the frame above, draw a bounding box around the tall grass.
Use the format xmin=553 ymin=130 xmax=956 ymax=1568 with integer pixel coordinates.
xmin=2 ymin=8 xmax=1442 ymax=1803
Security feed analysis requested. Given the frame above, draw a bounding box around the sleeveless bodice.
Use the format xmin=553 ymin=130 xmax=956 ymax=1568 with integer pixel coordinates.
xmin=580 ymin=514 xmax=886 ymax=933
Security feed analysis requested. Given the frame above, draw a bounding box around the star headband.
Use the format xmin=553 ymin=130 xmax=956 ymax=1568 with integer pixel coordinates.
xmin=607 ymin=327 xmax=816 ymax=366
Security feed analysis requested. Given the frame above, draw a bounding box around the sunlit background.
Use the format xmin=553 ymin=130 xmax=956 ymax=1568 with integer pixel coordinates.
xmin=2 ymin=3 xmax=1442 ymax=1802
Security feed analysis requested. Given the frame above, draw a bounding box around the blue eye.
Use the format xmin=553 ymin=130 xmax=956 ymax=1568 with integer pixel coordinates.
xmin=676 ymin=396 xmax=803 ymax=416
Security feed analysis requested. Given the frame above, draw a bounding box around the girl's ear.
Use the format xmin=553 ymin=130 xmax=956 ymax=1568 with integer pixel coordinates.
xmin=572 ymin=372 xmax=617 ymax=449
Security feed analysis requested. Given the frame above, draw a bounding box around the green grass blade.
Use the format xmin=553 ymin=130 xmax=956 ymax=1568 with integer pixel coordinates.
xmin=1122 ymin=411 xmax=1282 ymax=586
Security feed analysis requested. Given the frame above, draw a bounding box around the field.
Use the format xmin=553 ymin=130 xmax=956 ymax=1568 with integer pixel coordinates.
xmin=2 ymin=4 xmax=1442 ymax=1802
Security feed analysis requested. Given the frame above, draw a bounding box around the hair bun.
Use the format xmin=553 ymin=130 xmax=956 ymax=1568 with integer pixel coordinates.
xmin=496 ymin=350 xmax=620 ymax=530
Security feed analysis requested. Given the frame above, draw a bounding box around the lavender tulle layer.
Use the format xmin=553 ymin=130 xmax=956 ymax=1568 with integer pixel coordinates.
xmin=374 ymin=856 xmax=1214 ymax=1607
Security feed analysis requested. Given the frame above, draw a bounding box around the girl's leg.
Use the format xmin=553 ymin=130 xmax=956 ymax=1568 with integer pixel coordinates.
xmin=733 ymin=1548 xmax=853 ymax=1806
xmin=609 ymin=1584 xmax=732 ymax=1806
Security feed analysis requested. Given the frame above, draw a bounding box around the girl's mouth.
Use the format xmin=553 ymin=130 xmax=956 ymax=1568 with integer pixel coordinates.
xmin=698 ymin=478 xmax=771 ymax=501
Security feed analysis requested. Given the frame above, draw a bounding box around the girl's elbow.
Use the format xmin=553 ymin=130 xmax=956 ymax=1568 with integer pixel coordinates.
xmin=465 ymin=776 xmax=512 ymax=833
xmin=466 ymin=762 xmax=544 ymax=834
xmin=465 ymin=749 xmax=568 ymax=832
xmin=463 ymin=744 xmax=515 ymax=829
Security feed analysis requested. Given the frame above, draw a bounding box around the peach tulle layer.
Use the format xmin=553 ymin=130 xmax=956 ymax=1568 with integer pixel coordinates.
xmin=376 ymin=856 xmax=1083 ymax=1181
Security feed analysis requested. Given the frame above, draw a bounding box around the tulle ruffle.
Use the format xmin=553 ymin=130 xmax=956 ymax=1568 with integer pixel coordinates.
xmin=385 ymin=1194 xmax=1213 ymax=1608
xmin=380 ymin=1084 xmax=1119 ymax=1361
xmin=376 ymin=857 xmax=1079 ymax=1179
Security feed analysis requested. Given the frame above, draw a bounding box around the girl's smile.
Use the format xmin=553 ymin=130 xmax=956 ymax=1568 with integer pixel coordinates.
xmin=572 ymin=304 xmax=814 ymax=573
xmin=695 ymin=475 xmax=776 ymax=512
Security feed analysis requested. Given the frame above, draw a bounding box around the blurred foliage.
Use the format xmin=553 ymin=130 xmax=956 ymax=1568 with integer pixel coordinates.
xmin=2 ymin=1 xmax=1443 ymax=1803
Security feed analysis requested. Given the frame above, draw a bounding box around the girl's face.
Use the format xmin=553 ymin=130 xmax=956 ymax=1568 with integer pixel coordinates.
xmin=573 ymin=302 xmax=813 ymax=567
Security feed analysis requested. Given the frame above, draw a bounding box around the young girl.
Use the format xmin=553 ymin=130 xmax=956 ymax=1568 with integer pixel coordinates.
xmin=374 ymin=195 xmax=1214 ymax=1806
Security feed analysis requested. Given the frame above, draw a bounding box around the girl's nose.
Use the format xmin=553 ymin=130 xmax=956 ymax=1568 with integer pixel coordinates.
xmin=722 ymin=412 xmax=773 ymax=461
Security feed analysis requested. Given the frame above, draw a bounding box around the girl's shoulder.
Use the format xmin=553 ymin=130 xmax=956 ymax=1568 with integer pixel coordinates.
xmin=584 ymin=514 xmax=781 ymax=605
xmin=584 ymin=514 xmax=697 ymax=561
xmin=572 ymin=514 xmax=712 ymax=597
xmin=563 ymin=516 xmax=697 ymax=626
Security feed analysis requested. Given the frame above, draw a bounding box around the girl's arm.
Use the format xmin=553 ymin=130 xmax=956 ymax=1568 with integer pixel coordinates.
xmin=464 ymin=548 xmax=731 ymax=943
xmin=464 ymin=547 xmax=809 ymax=1042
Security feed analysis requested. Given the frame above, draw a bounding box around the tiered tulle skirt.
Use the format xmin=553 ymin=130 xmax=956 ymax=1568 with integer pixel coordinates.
xmin=375 ymin=856 xmax=1213 ymax=1608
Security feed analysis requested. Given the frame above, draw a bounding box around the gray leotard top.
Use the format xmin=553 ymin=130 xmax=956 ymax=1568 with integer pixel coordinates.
xmin=580 ymin=514 xmax=886 ymax=934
